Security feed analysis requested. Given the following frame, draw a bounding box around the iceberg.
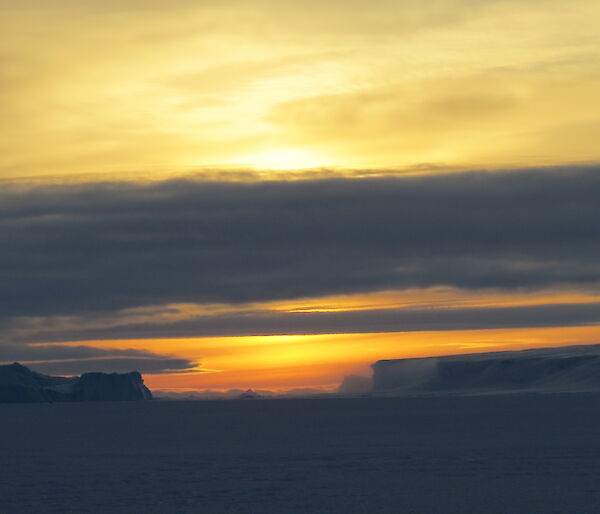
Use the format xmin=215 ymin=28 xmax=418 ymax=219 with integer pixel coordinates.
xmin=372 ymin=344 xmax=600 ymax=395
xmin=0 ymin=362 xmax=152 ymax=403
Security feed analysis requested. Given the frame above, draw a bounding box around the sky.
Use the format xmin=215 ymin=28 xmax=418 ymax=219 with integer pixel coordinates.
xmin=1 ymin=0 xmax=600 ymax=392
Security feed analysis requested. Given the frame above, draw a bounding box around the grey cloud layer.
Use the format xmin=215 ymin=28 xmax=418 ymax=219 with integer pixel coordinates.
xmin=12 ymin=302 xmax=600 ymax=344
xmin=2 ymin=166 xmax=600 ymax=322
xmin=22 ymin=358 xmax=197 ymax=377
xmin=0 ymin=344 xmax=198 ymax=375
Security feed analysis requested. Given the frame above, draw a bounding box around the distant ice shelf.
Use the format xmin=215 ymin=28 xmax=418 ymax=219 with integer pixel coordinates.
xmin=372 ymin=344 xmax=600 ymax=395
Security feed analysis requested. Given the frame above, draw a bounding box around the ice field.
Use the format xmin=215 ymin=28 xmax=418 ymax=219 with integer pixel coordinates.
xmin=2 ymin=394 xmax=600 ymax=513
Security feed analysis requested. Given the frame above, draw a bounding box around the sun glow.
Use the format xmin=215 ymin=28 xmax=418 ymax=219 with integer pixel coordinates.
xmin=2 ymin=2 xmax=600 ymax=180
xmin=239 ymin=148 xmax=329 ymax=171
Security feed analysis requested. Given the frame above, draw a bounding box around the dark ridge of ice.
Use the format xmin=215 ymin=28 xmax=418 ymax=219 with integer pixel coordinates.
xmin=0 ymin=363 xmax=152 ymax=403
xmin=73 ymin=371 xmax=153 ymax=402
xmin=372 ymin=344 xmax=600 ymax=395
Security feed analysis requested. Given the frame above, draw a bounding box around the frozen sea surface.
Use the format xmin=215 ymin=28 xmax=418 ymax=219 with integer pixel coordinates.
xmin=2 ymin=394 xmax=600 ymax=513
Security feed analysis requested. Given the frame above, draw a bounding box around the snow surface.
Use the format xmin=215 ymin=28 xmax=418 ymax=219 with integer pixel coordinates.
xmin=2 ymin=394 xmax=600 ymax=513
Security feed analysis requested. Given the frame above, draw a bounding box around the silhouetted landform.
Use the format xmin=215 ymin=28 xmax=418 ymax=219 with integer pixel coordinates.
xmin=0 ymin=363 xmax=152 ymax=403
xmin=373 ymin=344 xmax=600 ymax=395
xmin=154 ymin=387 xmax=329 ymax=400
xmin=237 ymin=389 xmax=264 ymax=400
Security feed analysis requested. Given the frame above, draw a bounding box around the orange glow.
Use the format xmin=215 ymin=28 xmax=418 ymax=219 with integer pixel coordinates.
xmin=266 ymin=288 xmax=600 ymax=313
xmin=54 ymin=325 xmax=600 ymax=391
xmin=79 ymin=287 xmax=600 ymax=331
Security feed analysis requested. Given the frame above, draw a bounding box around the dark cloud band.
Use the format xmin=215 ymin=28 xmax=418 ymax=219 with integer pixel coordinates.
xmin=2 ymin=165 xmax=600 ymax=321
xmin=0 ymin=344 xmax=198 ymax=375
xmin=10 ymin=301 xmax=600 ymax=343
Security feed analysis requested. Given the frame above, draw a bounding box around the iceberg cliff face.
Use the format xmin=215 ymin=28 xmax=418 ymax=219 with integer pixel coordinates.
xmin=0 ymin=363 xmax=152 ymax=403
xmin=372 ymin=344 xmax=600 ymax=395
xmin=74 ymin=371 xmax=153 ymax=401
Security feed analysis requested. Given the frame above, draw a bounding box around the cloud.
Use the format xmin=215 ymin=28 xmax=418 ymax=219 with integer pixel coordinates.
xmin=23 ymin=358 xmax=197 ymax=377
xmin=337 ymin=374 xmax=373 ymax=394
xmin=10 ymin=301 xmax=600 ymax=344
xmin=2 ymin=166 xmax=600 ymax=327
xmin=268 ymin=68 xmax=600 ymax=167
xmin=0 ymin=343 xmax=199 ymax=376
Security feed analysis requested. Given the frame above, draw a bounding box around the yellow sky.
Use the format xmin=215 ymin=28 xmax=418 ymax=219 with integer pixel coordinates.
xmin=2 ymin=0 xmax=600 ymax=181
xmin=4 ymin=1 xmax=600 ymax=391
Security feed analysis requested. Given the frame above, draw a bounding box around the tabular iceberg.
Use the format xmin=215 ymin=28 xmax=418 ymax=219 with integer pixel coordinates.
xmin=372 ymin=344 xmax=600 ymax=395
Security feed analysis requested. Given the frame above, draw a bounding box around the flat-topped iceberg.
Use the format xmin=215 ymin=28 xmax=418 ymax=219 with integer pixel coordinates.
xmin=372 ymin=344 xmax=600 ymax=395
